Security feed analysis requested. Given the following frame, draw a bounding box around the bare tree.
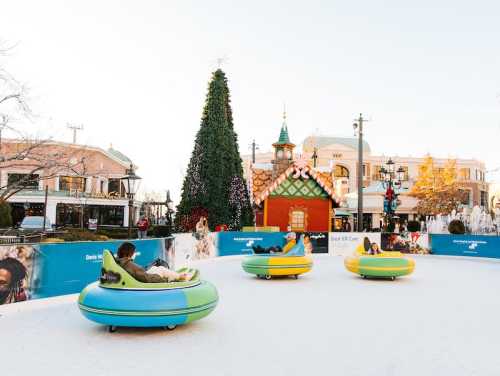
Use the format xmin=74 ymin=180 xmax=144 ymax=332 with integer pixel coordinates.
xmin=0 ymin=42 xmax=87 ymax=201
xmin=0 ymin=140 xmax=90 ymax=201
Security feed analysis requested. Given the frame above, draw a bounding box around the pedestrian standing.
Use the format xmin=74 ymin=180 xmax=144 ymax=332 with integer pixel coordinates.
xmin=137 ymin=216 xmax=149 ymax=239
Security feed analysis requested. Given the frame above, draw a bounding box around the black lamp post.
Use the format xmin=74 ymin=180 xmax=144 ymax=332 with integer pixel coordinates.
xmin=166 ymin=189 xmax=174 ymax=234
xmin=379 ymin=158 xmax=405 ymax=231
xmin=353 ymin=114 xmax=366 ymax=232
xmin=121 ymin=164 xmax=142 ymax=239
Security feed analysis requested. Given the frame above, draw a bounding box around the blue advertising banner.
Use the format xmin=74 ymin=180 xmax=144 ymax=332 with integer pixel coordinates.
xmin=217 ymin=232 xmax=287 ymax=256
xmin=32 ymin=239 xmax=165 ymax=299
xmin=430 ymin=234 xmax=500 ymax=259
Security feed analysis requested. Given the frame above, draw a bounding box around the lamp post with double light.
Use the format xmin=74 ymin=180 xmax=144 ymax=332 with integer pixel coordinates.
xmin=121 ymin=164 xmax=142 ymax=239
xmin=352 ymin=113 xmax=366 ymax=231
xmin=379 ymin=158 xmax=405 ymax=231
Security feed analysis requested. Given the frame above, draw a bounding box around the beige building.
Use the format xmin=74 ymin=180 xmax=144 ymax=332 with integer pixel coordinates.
xmin=243 ymin=134 xmax=489 ymax=231
xmin=0 ymin=140 xmax=140 ymax=228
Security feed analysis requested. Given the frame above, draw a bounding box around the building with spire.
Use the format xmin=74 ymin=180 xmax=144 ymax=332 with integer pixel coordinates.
xmin=248 ymin=114 xmax=339 ymax=232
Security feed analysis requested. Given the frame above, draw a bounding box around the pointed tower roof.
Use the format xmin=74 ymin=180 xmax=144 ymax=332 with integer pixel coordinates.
xmin=277 ymin=124 xmax=290 ymax=144
xmin=273 ymin=107 xmax=295 ymax=148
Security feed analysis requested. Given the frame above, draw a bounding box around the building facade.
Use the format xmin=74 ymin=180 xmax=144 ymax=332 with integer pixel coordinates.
xmin=1 ymin=140 xmax=140 ymax=228
xmin=244 ymin=130 xmax=488 ymax=231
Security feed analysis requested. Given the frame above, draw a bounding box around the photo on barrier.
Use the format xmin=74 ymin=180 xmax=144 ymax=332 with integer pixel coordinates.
xmin=329 ymin=232 xmax=381 ymax=256
xmin=296 ymin=232 xmax=329 ymax=254
xmin=381 ymin=232 xmax=430 ymax=254
xmin=0 ymin=244 xmax=37 ymax=305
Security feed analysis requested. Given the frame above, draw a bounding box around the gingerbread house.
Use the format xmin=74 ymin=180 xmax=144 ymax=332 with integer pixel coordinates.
xmin=250 ymin=120 xmax=339 ymax=232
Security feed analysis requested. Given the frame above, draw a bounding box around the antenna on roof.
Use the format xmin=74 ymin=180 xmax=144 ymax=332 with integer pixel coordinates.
xmin=67 ymin=123 xmax=83 ymax=144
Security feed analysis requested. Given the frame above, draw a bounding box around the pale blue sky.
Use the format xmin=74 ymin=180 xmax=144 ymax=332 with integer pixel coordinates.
xmin=1 ymin=0 xmax=499 ymax=201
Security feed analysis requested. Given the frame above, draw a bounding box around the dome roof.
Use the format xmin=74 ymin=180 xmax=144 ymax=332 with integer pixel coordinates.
xmin=303 ymin=136 xmax=371 ymax=153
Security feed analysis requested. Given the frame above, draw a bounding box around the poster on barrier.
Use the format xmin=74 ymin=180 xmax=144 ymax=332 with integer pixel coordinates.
xmin=430 ymin=234 xmax=500 ymax=258
xmin=32 ymin=239 xmax=165 ymax=299
xmin=0 ymin=244 xmax=38 ymax=305
xmin=173 ymin=232 xmax=218 ymax=266
xmin=217 ymin=232 xmax=287 ymax=256
xmin=297 ymin=232 xmax=329 ymax=254
xmin=381 ymin=232 xmax=430 ymax=254
xmin=329 ymin=232 xmax=381 ymax=256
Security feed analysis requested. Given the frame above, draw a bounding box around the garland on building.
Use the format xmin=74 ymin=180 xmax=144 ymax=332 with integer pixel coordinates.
xmin=175 ymin=69 xmax=253 ymax=231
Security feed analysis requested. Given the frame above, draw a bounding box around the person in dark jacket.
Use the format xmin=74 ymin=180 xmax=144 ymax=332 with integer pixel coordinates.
xmin=116 ymin=242 xmax=192 ymax=282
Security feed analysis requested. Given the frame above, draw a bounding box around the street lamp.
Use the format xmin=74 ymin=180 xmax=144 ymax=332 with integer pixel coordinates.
xmin=166 ymin=189 xmax=174 ymax=234
xmin=121 ymin=164 xmax=142 ymax=238
xmin=380 ymin=159 xmax=404 ymax=231
xmin=353 ymin=113 xmax=367 ymax=232
xmin=311 ymin=147 xmax=318 ymax=168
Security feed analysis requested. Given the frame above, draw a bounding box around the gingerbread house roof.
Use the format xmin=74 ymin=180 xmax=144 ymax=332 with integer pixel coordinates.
xmin=251 ymin=161 xmax=337 ymax=206
xmin=251 ymin=168 xmax=273 ymax=202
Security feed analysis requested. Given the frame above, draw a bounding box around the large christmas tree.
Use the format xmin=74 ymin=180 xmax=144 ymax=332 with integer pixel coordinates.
xmin=175 ymin=69 xmax=253 ymax=231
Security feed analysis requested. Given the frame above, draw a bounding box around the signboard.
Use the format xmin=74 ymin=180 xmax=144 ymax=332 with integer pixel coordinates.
xmin=298 ymin=232 xmax=329 ymax=253
xmin=32 ymin=238 xmax=165 ymax=299
xmin=217 ymin=232 xmax=286 ymax=256
xmin=329 ymin=232 xmax=381 ymax=256
xmin=430 ymin=234 xmax=500 ymax=258
xmin=88 ymin=218 xmax=97 ymax=231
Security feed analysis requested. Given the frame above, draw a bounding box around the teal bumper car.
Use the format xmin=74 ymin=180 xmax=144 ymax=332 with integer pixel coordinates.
xmin=78 ymin=250 xmax=218 ymax=332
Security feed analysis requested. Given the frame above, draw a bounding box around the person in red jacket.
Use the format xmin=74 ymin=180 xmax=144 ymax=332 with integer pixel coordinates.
xmin=136 ymin=216 xmax=149 ymax=239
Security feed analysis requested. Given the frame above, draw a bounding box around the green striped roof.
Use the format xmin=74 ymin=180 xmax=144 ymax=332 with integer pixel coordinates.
xmin=276 ymin=124 xmax=291 ymax=145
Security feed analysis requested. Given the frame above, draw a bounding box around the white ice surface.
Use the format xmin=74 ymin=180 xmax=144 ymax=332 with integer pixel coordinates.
xmin=2 ymin=255 xmax=500 ymax=376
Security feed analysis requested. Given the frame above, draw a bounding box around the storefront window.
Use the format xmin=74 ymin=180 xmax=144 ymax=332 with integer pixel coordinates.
xmin=59 ymin=176 xmax=86 ymax=191
xmin=7 ymin=173 xmax=40 ymax=190
xmin=9 ymin=203 xmax=45 ymax=226
xmin=353 ymin=213 xmax=373 ymax=231
xmin=400 ymin=166 xmax=409 ymax=181
xmin=459 ymin=168 xmax=470 ymax=181
xmin=291 ymin=210 xmax=305 ymax=231
xmin=108 ymin=178 xmax=126 ymax=197
xmin=459 ymin=189 xmax=471 ymax=206
xmin=362 ymin=164 xmax=370 ymax=177
xmin=334 ymin=165 xmax=349 ymax=178
xmin=480 ymin=191 xmax=488 ymax=209
xmin=372 ymin=165 xmax=382 ymax=180
xmin=56 ymin=204 xmax=125 ymax=227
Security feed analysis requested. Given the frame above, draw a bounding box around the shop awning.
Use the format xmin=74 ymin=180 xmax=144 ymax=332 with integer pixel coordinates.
xmin=334 ymin=209 xmax=352 ymax=216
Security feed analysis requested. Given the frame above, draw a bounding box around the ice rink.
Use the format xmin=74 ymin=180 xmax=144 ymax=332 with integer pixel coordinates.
xmin=2 ymin=254 xmax=500 ymax=376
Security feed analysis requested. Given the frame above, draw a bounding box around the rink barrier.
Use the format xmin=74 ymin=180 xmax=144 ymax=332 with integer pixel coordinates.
xmin=2 ymin=232 xmax=500 ymax=306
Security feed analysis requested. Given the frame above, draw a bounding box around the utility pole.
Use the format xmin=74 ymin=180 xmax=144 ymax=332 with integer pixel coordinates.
xmin=67 ymin=123 xmax=83 ymax=144
xmin=353 ymin=114 xmax=367 ymax=232
xmin=250 ymin=139 xmax=259 ymax=164
xmin=312 ymin=147 xmax=318 ymax=168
